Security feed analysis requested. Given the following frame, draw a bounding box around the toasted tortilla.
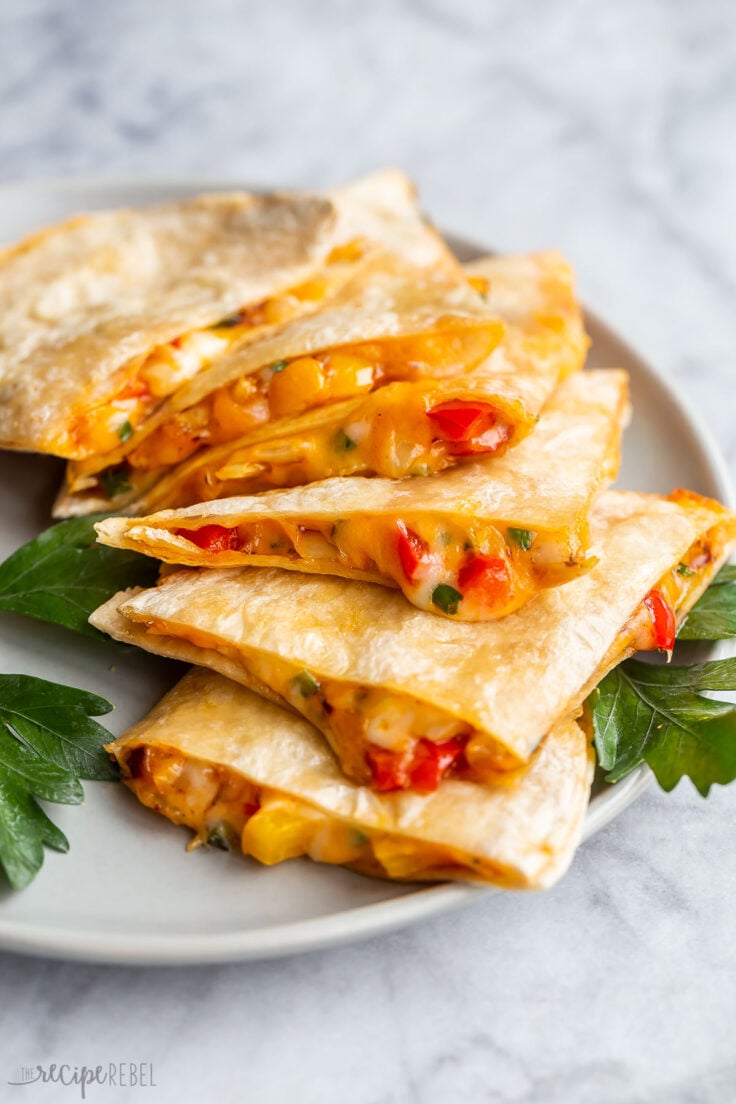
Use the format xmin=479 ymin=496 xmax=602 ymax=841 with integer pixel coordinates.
xmin=1 ymin=170 xmax=456 ymax=461
xmin=108 ymin=667 xmax=594 ymax=888
xmin=57 ymin=250 xmax=587 ymax=516
xmin=91 ymin=489 xmax=736 ymax=788
xmin=58 ymin=251 xmax=504 ymax=509
xmin=96 ymin=369 xmax=629 ymax=620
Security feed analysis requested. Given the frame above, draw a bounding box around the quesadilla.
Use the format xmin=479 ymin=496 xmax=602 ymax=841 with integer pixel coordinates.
xmin=57 ymin=252 xmax=504 ymax=514
xmin=108 ymin=668 xmax=594 ymax=888
xmin=59 ymin=250 xmax=588 ymax=515
xmin=0 ymin=170 xmax=455 ymax=462
xmin=91 ymin=489 xmax=736 ymax=792
xmin=96 ymin=369 xmax=629 ymax=620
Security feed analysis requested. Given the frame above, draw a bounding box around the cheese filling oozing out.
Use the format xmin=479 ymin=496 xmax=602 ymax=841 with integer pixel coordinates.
xmin=139 ymin=524 xmax=722 ymax=794
xmin=170 ymin=515 xmax=586 ymax=621
xmin=140 ymin=619 xmax=537 ymax=791
xmin=151 ymin=393 xmax=516 ymax=510
xmin=70 ymin=242 xmax=366 ymax=459
xmin=86 ymin=321 xmax=502 ymax=496
xmin=121 ymin=744 xmax=508 ymax=882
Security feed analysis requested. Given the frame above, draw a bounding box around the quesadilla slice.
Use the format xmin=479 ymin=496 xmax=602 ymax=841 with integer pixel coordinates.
xmin=108 ymin=668 xmax=594 ymax=889
xmin=0 ymin=170 xmax=455 ymax=462
xmin=58 ymin=252 xmax=505 ymax=515
xmin=91 ymin=490 xmax=736 ymax=792
xmin=58 ymin=250 xmax=587 ymax=516
xmin=96 ymin=369 xmax=629 ymax=620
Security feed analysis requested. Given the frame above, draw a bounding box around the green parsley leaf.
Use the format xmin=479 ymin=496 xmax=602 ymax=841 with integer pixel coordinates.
xmin=270 ymin=360 xmax=289 ymax=374
xmin=100 ymin=465 xmax=132 ymax=500
xmin=116 ymin=419 xmax=133 ymax=443
xmin=333 ymin=429 xmax=357 ymax=452
xmin=0 ymin=674 xmax=115 ymax=889
xmin=676 ymin=562 xmax=696 ymax=577
xmin=590 ymin=656 xmax=736 ymax=795
xmin=508 ymin=528 xmax=535 ymax=551
xmin=431 ymin=584 xmax=462 ymax=615
xmin=678 ymin=563 xmax=736 ymax=640
xmin=0 ymin=515 xmax=159 ymax=638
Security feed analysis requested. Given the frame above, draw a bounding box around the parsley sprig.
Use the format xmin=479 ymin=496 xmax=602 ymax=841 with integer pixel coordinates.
xmin=590 ymin=562 xmax=736 ymax=794
xmin=0 ymin=675 xmax=115 ymax=889
xmin=678 ymin=564 xmax=736 ymax=640
xmin=0 ymin=514 xmax=159 ymax=638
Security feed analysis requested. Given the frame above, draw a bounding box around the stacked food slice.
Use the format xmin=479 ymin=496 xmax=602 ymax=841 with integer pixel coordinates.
xmin=93 ymin=490 xmax=735 ymax=801
xmin=4 ymin=171 xmax=733 ymax=891
xmin=108 ymin=670 xmax=593 ymax=889
xmin=96 ymin=369 xmax=628 ymax=619
xmin=65 ymin=249 xmax=589 ymax=514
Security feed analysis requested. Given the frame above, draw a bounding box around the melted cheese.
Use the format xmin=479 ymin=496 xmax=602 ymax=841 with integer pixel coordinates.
xmin=168 ymin=513 xmax=588 ymax=621
xmin=124 ymin=744 xmax=491 ymax=881
xmin=141 ymin=385 xmax=517 ymax=511
xmin=122 ymin=324 xmax=500 ymax=475
xmin=69 ymin=262 xmax=358 ymax=458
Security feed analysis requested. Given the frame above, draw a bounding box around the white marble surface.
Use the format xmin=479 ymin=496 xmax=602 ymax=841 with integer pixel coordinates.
xmin=1 ymin=1 xmax=736 ymax=1101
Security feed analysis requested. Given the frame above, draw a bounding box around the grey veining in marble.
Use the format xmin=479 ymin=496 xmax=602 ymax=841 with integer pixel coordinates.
xmin=1 ymin=1 xmax=736 ymax=1101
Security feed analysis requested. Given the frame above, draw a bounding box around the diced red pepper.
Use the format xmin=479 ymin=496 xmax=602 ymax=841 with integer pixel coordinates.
xmin=366 ymin=736 xmax=466 ymax=793
xmin=427 ymin=401 xmax=511 ymax=457
xmin=243 ymin=801 xmax=260 ymax=820
xmin=366 ymin=746 xmax=411 ymax=792
xmin=408 ymin=737 xmax=466 ymax=792
xmin=458 ymin=554 xmax=511 ymax=606
xmin=396 ymin=520 xmax=430 ymax=583
xmin=427 ymin=401 xmax=497 ymax=441
xmin=119 ymin=378 xmax=151 ymax=400
xmin=643 ymin=589 xmax=676 ymax=651
xmin=175 ymin=524 xmax=242 ymax=553
xmin=446 ymin=423 xmax=512 ymax=457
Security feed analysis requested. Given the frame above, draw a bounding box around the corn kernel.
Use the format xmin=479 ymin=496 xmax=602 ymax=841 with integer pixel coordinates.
xmin=322 ymin=352 xmax=375 ymax=400
xmin=268 ymin=356 xmax=325 ymax=418
xmin=241 ymin=800 xmax=319 ymax=865
xmin=210 ymin=385 xmax=269 ymax=439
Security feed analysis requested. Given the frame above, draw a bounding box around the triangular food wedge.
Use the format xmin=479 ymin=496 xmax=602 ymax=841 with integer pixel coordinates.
xmin=91 ymin=490 xmax=736 ymax=792
xmin=108 ymin=668 xmax=594 ymax=889
xmin=90 ymin=251 xmax=589 ymax=513
xmin=58 ymin=250 xmax=504 ymax=514
xmin=2 ymin=170 xmax=455 ymax=462
xmin=96 ymin=370 xmax=629 ymax=620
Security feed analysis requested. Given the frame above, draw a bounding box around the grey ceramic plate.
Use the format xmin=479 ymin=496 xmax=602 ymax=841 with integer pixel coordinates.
xmin=0 ymin=179 xmax=731 ymax=965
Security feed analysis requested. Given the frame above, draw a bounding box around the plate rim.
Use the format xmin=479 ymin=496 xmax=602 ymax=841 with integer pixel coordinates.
xmin=0 ymin=176 xmax=732 ymax=965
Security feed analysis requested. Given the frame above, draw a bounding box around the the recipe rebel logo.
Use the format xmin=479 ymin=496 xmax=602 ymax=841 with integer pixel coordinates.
xmin=8 ymin=1063 xmax=156 ymax=1098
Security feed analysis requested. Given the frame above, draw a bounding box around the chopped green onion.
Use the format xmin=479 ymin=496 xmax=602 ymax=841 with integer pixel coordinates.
xmin=270 ymin=360 xmax=289 ymax=374
xmin=211 ymin=311 xmax=245 ymax=328
xmin=100 ymin=466 xmax=132 ymax=499
xmin=677 ymin=562 xmax=696 ymax=576
xmin=117 ymin=419 xmax=133 ymax=442
xmin=431 ymin=584 xmax=462 ymax=615
xmin=508 ymin=527 xmax=535 ymax=551
xmin=292 ymin=670 xmax=320 ymax=697
xmin=207 ymin=824 xmax=238 ymax=851
xmin=334 ymin=428 xmax=357 ymax=451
